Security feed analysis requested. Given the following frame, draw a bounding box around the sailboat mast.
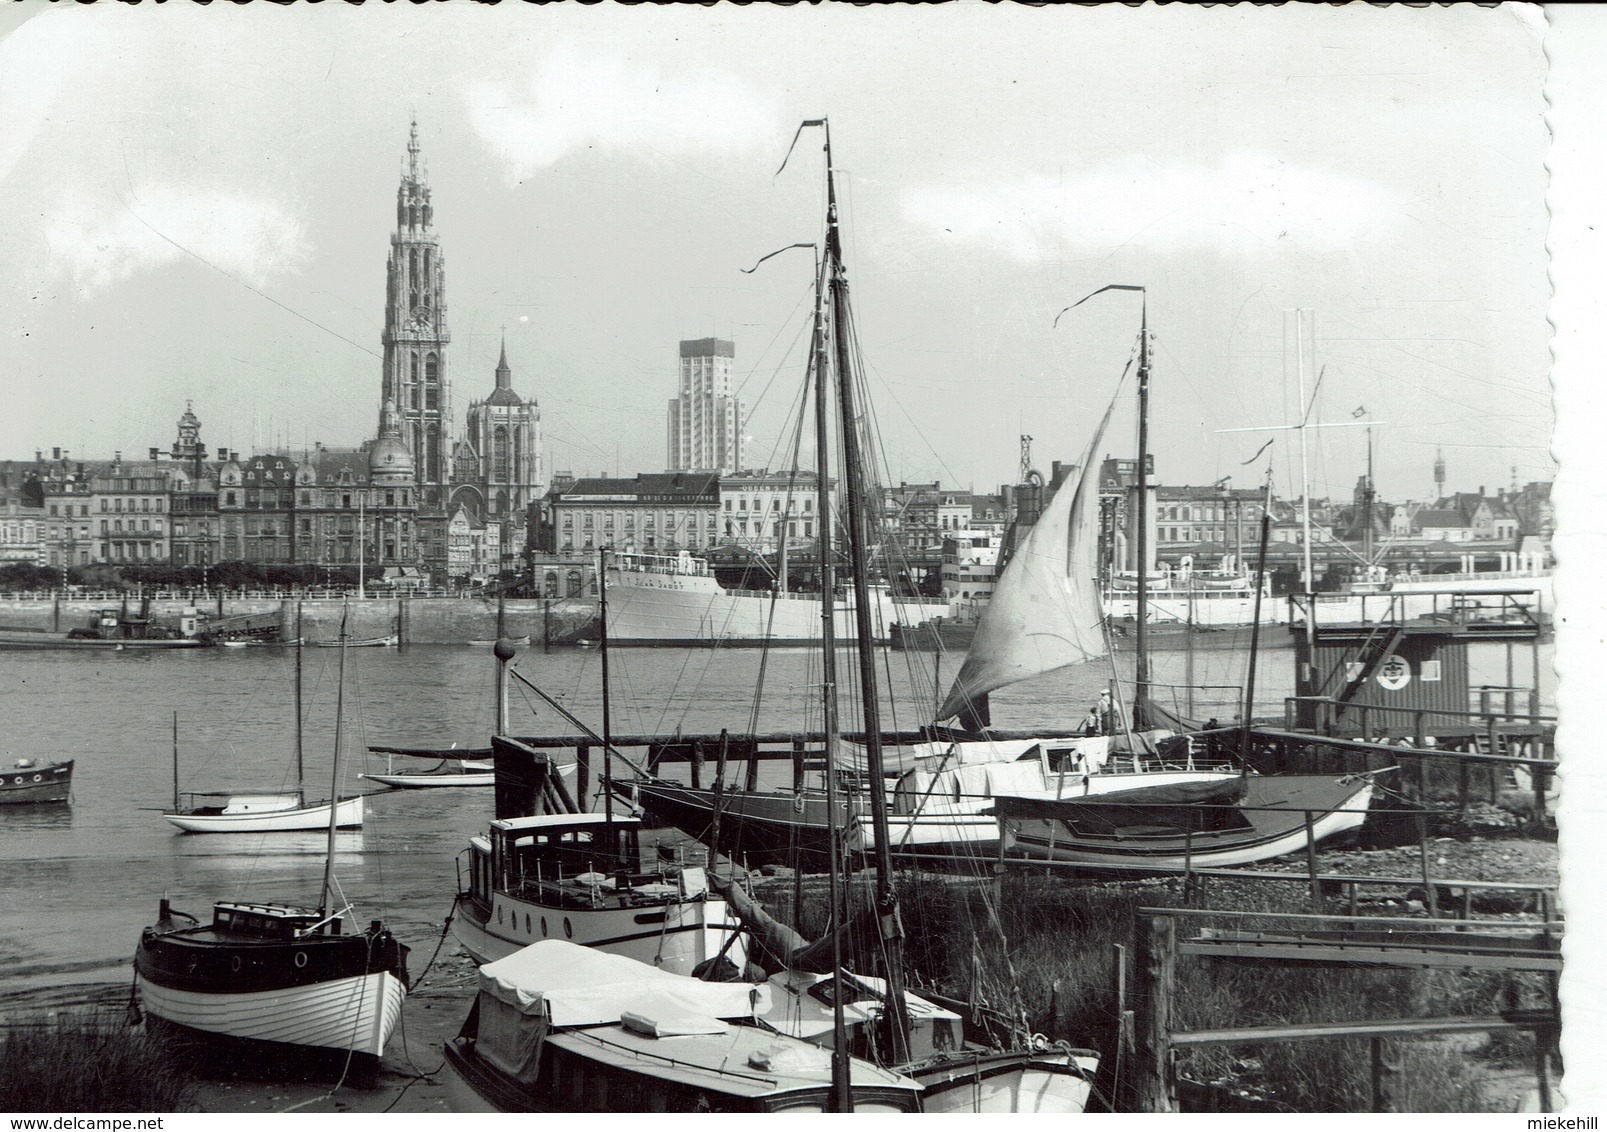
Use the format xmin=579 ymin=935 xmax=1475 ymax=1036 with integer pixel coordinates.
xmin=319 ymin=610 xmax=349 ymax=918
xmin=295 ymin=632 xmax=305 ymax=805
xmin=171 ymin=711 xmax=179 ymax=813
xmin=821 ymin=122 xmax=911 ymax=1064
xmin=809 ymin=230 xmax=852 ymax=1115
xmin=599 ymin=548 xmax=614 ymax=832
xmin=1134 ymin=300 xmax=1152 ymax=728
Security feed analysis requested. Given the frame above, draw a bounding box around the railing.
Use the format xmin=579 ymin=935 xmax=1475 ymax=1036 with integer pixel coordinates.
xmin=1282 ymin=693 xmax=1553 ymax=746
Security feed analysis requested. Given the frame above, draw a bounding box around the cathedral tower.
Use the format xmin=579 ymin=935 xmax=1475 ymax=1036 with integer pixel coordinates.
xmin=381 ymin=120 xmax=452 ymax=492
xmin=465 ymin=335 xmax=544 ymax=521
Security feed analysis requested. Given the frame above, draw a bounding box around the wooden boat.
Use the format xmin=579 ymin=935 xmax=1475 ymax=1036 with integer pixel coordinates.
xmin=313 ymin=635 xmax=396 ymax=648
xmin=164 ymin=792 xmax=364 ymax=834
xmin=164 ymin=646 xmax=365 ymax=833
xmin=136 ymin=621 xmax=409 ymax=1083
xmin=0 ymin=758 xmax=73 ymax=805
xmin=451 ymin=802 xmax=749 ymax=972
xmin=362 ymin=749 xmax=495 ymax=789
xmin=994 ymin=771 xmax=1374 ymax=869
xmin=468 ymin=636 xmax=529 ymax=647
xmin=441 ymin=940 xmax=921 ymax=1112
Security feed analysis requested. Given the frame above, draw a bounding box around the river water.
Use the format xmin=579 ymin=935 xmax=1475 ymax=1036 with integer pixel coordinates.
xmin=0 ymin=637 xmax=1554 ymax=1012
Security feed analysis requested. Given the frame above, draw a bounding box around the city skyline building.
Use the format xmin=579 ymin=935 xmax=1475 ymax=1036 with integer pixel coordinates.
xmin=458 ymin=335 xmax=544 ymax=525
xmin=381 ymin=120 xmax=453 ymax=493
xmin=666 ymin=338 xmax=743 ymax=475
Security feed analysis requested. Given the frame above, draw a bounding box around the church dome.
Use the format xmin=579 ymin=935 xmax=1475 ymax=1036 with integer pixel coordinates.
xmin=370 ymin=399 xmax=415 ymax=479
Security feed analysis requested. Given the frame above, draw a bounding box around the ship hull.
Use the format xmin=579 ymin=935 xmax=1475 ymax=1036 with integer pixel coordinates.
xmin=604 ymin=573 xmax=938 ymax=645
xmin=163 ymin=795 xmax=365 ymax=833
xmin=0 ymin=760 xmax=73 ymax=805
xmin=451 ymin=890 xmax=746 ymax=971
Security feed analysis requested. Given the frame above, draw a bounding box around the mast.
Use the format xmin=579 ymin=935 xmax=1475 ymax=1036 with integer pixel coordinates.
xmin=599 ymin=548 xmax=614 ymax=834
xmin=319 ymin=608 xmax=349 ymax=918
xmin=1061 ymin=284 xmax=1150 ymax=728
xmin=357 ymin=496 xmax=366 ymax=601
xmin=1240 ymin=477 xmax=1275 ymax=762
xmin=819 ymin=119 xmax=911 ymax=1063
xmin=810 ymin=230 xmax=852 ymax=1115
xmin=1133 ymin=298 xmax=1151 ymax=729
xmin=295 ymin=633 xmax=306 ymax=805
xmin=171 ymin=711 xmax=179 ymax=813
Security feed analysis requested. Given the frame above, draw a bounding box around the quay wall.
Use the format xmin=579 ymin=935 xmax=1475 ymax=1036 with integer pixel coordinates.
xmin=0 ymin=596 xmax=599 ymax=645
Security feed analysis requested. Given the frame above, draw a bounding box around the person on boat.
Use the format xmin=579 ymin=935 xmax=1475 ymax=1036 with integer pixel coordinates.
xmin=1082 ymin=690 xmax=1120 ymax=736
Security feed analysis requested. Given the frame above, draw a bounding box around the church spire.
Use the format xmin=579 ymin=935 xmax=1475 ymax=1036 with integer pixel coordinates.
xmin=496 ymin=332 xmax=511 ymax=390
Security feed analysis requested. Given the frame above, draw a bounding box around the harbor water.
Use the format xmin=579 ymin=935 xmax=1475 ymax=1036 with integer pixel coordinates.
xmin=0 ymin=638 xmax=1554 ymax=1013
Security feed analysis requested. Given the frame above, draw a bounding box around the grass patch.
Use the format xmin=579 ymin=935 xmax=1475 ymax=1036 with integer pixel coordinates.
xmin=0 ymin=1012 xmax=195 ymax=1111
xmin=768 ymin=867 xmax=1553 ymax=1112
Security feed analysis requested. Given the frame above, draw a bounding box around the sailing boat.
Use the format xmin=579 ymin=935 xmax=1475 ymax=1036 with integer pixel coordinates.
xmin=164 ymin=640 xmax=365 ymax=832
xmin=135 ymin=614 xmax=410 ymax=1083
xmin=968 ymin=294 xmax=1373 ymax=866
xmin=755 ymin=118 xmax=1098 ymax=1110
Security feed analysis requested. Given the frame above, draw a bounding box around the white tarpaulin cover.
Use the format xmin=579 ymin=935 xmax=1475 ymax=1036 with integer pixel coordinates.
xmin=478 ymin=939 xmax=770 ymax=1026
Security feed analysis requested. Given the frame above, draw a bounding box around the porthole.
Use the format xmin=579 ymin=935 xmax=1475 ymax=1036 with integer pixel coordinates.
xmin=12 ymin=777 xmax=22 ymax=785
xmin=525 ymin=913 xmax=531 ymax=935
xmin=563 ymin=917 xmax=573 ymax=939
xmin=540 ymin=917 xmax=548 ymax=937
xmin=497 ymin=906 xmax=503 ymax=925
xmin=32 ymin=774 xmax=42 ymax=783
xmin=230 ymin=955 xmax=241 ymax=972
xmin=294 ymin=952 xmax=308 ymax=969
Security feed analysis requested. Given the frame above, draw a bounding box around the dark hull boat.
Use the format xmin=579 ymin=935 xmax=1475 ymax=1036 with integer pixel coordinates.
xmin=134 ymin=899 xmax=410 ymax=1083
xmin=995 ymin=772 xmax=1374 ymax=870
xmin=620 ymin=779 xmax=845 ymax=870
xmin=1 ymin=759 xmax=72 ymax=805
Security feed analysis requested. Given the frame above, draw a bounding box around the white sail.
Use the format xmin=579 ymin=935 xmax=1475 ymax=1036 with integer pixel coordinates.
xmin=937 ymin=394 xmax=1119 ymax=721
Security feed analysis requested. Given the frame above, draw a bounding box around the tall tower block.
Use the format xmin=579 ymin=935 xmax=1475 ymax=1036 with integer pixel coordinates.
xmin=666 ymin=337 xmax=743 ymax=474
xmin=381 ymin=120 xmax=452 ymax=491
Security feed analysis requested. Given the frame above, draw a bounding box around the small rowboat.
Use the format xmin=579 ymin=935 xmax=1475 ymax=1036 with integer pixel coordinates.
xmin=1 ymin=759 xmax=73 ymax=805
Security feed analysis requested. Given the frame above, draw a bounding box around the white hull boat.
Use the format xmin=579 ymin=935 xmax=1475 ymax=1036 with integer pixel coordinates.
xmin=164 ymin=793 xmax=365 ymax=833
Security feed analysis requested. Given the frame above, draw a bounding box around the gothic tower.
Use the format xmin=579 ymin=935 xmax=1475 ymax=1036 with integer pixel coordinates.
xmin=465 ymin=334 xmax=545 ymax=521
xmin=381 ymin=120 xmax=452 ymax=492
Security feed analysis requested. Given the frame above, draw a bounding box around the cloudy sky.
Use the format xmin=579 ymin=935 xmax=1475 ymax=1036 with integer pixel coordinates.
xmin=2 ymin=3 xmax=1553 ymax=507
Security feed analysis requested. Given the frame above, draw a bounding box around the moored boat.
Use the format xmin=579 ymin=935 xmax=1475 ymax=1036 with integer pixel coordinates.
xmin=164 ymin=793 xmax=365 ymax=834
xmin=135 ymin=898 xmax=409 ymax=1083
xmin=0 ymin=758 xmax=73 ymax=805
xmin=135 ymin=617 xmax=409 ymax=1083
xmin=995 ymin=771 xmax=1374 ymax=869
xmin=451 ymin=806 xmax=749 ymax=972
xmin=441 ymin=939 xmax=922 ymax=1112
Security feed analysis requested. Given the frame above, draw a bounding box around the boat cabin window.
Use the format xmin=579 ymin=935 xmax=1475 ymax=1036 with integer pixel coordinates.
xmin=498 ymin=824 xmax=642 ymax=885
xmin=212 ymin=908 xmax=315 ymax=938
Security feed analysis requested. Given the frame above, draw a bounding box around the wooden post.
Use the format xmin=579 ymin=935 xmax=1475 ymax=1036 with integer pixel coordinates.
xmin=792 ymin=736 xmax=806 ymax=793
xmin=1369 ymin=1036 xmax=1396 ymax=1112
xmin=1419 ymin=816 xmax=1438 ymax=917
xmin=708 ymin=730 xmax=730 ymax=870
xmin=1535 ymin=1029 xmax=1553 ymax=1112
xmin=690 ymin=739 xmax=704 ymax=790
xmin=1131 ymin=914 xmax=1178 ymax=1113
xmin=1457 ymin=759 xmax=1470 ymax=814
xmin=575 ymin=745 xmax=591 ymax=812
xmin=1413 ymin=709 xmax=1426 ymax=748
xmin=543 ymin=599 xmax=551 ymax=653
xmin=1305 ymin=811 xmax=1321 ymax=914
